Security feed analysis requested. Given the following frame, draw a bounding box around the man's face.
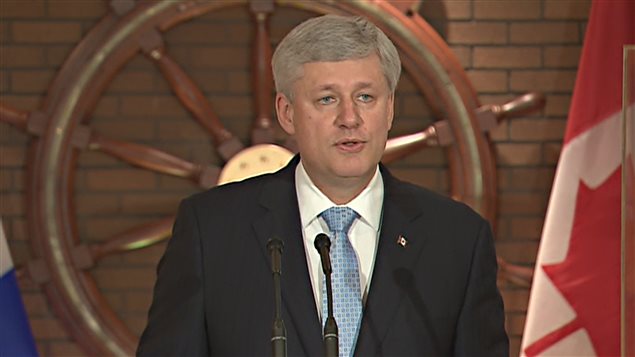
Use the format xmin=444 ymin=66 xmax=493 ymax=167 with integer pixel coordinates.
xmin=276 ymin=54 xmax=394 ymax=198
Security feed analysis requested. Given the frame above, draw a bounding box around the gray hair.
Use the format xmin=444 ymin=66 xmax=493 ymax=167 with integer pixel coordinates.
xmin=272 ymin=14 xmax=402 ymax=100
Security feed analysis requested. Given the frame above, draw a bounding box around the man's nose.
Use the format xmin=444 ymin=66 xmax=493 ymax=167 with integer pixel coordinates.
xmin=336 ymin=99 xmax=361 ymax=128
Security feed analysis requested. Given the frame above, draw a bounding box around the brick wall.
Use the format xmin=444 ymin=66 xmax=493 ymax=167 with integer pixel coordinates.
xmin=0 ymin=1 xmax=591 ymax=356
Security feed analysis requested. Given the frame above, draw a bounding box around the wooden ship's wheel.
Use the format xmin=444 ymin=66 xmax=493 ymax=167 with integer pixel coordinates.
xmin=0 ymin=0 xmax=544 ymax=355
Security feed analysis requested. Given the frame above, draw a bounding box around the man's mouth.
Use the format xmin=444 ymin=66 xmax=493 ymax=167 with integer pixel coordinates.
xmin=335 ymin=139 xmax=366 ymax=152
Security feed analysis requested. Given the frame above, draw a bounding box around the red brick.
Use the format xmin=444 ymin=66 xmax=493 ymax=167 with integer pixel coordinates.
xmin=505 ymin=168 xmax=555 ymax=191
xmin=0 ymin=192 xmax=23 ymax=215
xmin=501 ymin=289 xmax=530 ymax=312
xmin=108 ymin=71 xmax=157 ymax=92
xmin=124 ymin=291 xmax=153 ymax=313
xmin=0 ymin=70 xmax=7 ymax=93
xmin=496 ymin=143 xmax=541 ymax=166
xmin=509 ymin=336 xmax=522 ymax=357
xmin=184 ymin=71 xmax=229 ymax=94
xmin=544 ymin=0 xmax=592 ymax=19
xmin=125 ymin=316 xmax=148 ymax=336
xmin=166 ymin=22 xmax=250 ymax=45
xmin=226 ymin=71 xmax=250 ymax=94
xmin=22 ymin=293 xmax=49 ymax=316
xmin=171 ymin=47 xmax=250 ymax=69
xmin=488 ymin=118 xmax=509 ymax=142
xmin=0 ymin=22 xmax=7 ymax=42
xmin=445 ymin=1 xmax=473 ymax=20
xmin=49 ymin=341 xmax=83 ymax=357
xmin=544 ymin=46 xmax=582 ymax=68
xmin=157 ymin=119 xmax=212 ymax=141
xmin=449 ymin=46 xmax=472 ymax=68
xmin=506 ymin=312 xmax=527 ymax=335
xmin=81 ymin=217 xmax=157 ymax=242
xmin=510 ymin=23 xmax=581 ymax=44
xmin=0 ymin=46 xmax=46 ymax=67
xmin=388 ymin=142 xmax=446 ymax=166
xmin=474 ymin=0 xmax=541 ymax=20
xmin=543 ymin=142 xmax=563 ymax=164
xmin=93 ymin=96 xmax=119 ymax=117
xmin=103 ymin=291 xmax=125 ymax=310
xmin=10 ymin=217 xmax=27 ymax=241
xmin=467 ymin=70 xmax=508 ymax=93
xmin=390 ymin=168 xmax=444 ymax=191
xmin=85 ymin=168 xmax=157 ymax=191
xmin=0 ymin=169 xmax=12 ymax=190
xmin=497 ymin=240 xmax=540 ymax=264
xmin=93 ymin=267 xmax=155 ymax=289
xmin=30 ymin=317 xmax=69 ymax=339
xmin=0 ymin=146 xmax=25 ymax=166
xmin=212 ymin=96 xmax=252 ymax=117
xmin=473 ymin=47 xmax=541 ymax=69
xmin=47 ymin=0 xmax=106 ymax=19
xmin=91 ymin=119 xmax=156 ymax=141
xmin=510 ymin=217 xmax=544 ymax=240
xmin=544 ymin=94 xmax=572 ymax=116
xmin=510 ymin=118 xmax=566 ymax=141
xmin=510 ymin=70 xmax=577 ymax=92
xmin=45 ymin=45 xmax=73 ymax=67
xmin=401 ymin=94 xmax=432 ymax=117
xmin=0 ymin=0 xmax=46 ymax=18
xmin=76 ymin=151 xmax=121 ymax=168
xmin=10 ymin=70 xmax=54 ymax=93
xmin=12 ymin=22 xmax=82 ymax=43
xmin=500 ymin=192 xmax=548 ymax=215
xmin=121 ymin=193 xmax=181 ymax=214
xmin=75 ymin=194 xmax=119 ymax=215
xmin=447 ymin=23 xmax=507 ymax=45
xmin=120 ymin=95 xmax=188 ymax=117
xmin=12 ymin=169 xmax=25 ymax=191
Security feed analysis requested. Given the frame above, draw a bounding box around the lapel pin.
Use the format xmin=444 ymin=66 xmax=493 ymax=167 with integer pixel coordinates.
xmin=396 ymin=235 xmax=408 ymax=247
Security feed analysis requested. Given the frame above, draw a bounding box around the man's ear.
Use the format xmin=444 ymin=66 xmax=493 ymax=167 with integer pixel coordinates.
xmin=387 ymin=93 xmax=395 ymax=130
xmin=275 ymin=93 xmax=295 ymax=135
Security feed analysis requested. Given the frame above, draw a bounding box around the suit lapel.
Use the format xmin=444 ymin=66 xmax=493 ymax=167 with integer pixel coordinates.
xmin=252 ymin=156 xmax=323 ymax=355
xmin=356 ymin=167 xmax=427 ymax=355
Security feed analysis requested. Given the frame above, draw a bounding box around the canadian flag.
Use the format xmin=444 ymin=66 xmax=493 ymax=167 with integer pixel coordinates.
xmin=521 ymin=1 xmax=634 ymax=356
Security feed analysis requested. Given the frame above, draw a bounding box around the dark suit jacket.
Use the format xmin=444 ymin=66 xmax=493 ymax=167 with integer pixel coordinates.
xmin=137 ymin=156 xmax=508 ymax=356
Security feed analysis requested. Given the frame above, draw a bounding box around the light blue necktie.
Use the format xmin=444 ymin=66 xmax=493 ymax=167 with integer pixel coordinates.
xmin=320 ymin=207 xmax=362 ymax=357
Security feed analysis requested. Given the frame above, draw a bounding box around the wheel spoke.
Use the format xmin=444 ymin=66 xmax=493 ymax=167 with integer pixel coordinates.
xmin=477 ymin=92 xmax=546 ymax=132
xmin=249 ymin=0 xmax=275 ymax=144
xmin=88 ymin=132 xmax=220 ymax=188
xmin=74 ymin=217 xmax=174 ymax=267
xmin=497 ymin=257 xmax=534 ymax=287
xmin=382 ymin=120 xmax=453 ymax=164
xmin=138 ymin=30 xmax=244 ymax=161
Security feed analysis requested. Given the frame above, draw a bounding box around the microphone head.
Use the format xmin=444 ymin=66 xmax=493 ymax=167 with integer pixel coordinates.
xmin=267 ymin=237 xmax=284 ymax=253
xmin=314 ymin=233 xmax=331 ymax=252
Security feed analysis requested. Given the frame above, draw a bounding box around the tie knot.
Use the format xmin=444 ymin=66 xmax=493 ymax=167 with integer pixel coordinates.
xmin=320 ymin=206 xmax=359 ymax=233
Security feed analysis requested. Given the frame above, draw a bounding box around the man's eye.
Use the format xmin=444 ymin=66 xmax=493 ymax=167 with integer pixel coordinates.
xmin=318 ymin=96 xmax=335 ymax=104
xmin=358 ymin=94 xmax=373 ymax=102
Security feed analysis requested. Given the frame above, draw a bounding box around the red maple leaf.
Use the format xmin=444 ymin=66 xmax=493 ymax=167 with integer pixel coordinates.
xmin=525 ymin=166 xmax=621 ymax=357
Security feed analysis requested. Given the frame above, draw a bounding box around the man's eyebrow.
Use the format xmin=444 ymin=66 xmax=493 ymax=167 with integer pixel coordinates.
xmin=314 ymin=82 xmax=375 ymax=92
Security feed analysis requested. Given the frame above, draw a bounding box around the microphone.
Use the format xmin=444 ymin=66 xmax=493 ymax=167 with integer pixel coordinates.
xmin=267 ymin=238 xmax=287 ymax=357
xmin=314 ymin=233 xmax=338 ymax=357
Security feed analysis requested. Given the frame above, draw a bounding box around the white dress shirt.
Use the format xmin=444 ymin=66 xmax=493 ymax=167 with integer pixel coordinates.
xmin=295 ymin=161 xmax=384 ymax=320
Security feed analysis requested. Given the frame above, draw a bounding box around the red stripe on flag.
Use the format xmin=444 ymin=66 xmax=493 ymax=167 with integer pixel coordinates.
xmin=564 ymin=0 xmax=635 ymax=144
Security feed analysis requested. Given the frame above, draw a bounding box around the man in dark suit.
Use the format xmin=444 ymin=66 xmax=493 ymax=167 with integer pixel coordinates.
xmin=138 ymin=14 xmax=508 ymax=356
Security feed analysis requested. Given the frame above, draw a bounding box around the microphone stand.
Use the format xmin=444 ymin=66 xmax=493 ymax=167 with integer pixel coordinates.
xmin=267 ymin=238 xmax=287 ymax=357
xmin=314 ymin=233 xmax=339 ymax=357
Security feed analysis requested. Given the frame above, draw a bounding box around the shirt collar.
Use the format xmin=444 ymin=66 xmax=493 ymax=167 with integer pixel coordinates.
xmin=295 ymin=161 xmax=384 ymax=232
